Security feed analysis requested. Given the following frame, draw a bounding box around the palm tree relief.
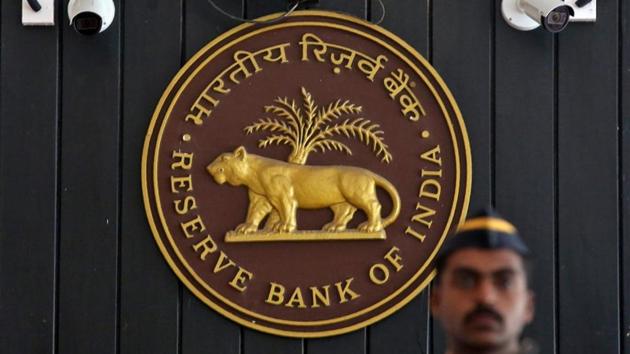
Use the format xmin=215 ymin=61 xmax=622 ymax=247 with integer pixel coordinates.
xmin=244 ymin=87 xmax=392 ymax=165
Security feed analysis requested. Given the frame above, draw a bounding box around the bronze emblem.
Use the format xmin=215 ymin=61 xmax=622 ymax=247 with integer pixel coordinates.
xmin=142 ymin=11 xmax=471 ymax=337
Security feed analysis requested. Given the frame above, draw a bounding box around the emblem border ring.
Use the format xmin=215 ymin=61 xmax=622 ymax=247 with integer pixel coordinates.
xmin=142 ymin=10 xmax=472 ymax=337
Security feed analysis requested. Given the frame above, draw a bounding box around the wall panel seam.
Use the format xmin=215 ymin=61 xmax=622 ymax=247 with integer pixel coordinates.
xmin=116 ymin=1 xmax=125 ymax=353
xmin=490 ymin=0 xmax=497 ymax=208
xmin=54 ymin=0 xmax=64 ymax=352
xmin=428 ymin=0 xmax=433 ymax=63
xmin=618 ymin=0 xmax=625 ymax=352
xmin=552 ymin=32 xmax=559 ymax=354
xmin=178 ymin=2 xmax=185 ymax=354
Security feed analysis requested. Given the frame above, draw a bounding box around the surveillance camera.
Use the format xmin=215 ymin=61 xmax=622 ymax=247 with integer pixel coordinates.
xmin=68 ymin=0 xmax=115 ymax=35
xmin=502 ymin=0 xmax=575 ymax=33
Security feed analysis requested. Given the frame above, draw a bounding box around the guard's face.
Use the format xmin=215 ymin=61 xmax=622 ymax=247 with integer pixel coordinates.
xmin=431 ymin=249 xmax=534 ymax=353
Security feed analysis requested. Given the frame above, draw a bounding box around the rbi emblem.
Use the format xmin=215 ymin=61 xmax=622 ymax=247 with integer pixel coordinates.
xmin=142 ymin=11 xmax=471 ymax=337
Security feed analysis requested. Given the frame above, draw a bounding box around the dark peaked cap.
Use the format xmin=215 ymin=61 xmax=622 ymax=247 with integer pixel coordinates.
xmin=435 ymin=209 xmax=530 ymax=269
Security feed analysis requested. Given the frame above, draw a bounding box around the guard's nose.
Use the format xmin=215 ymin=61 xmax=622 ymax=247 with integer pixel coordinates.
xmin=474 ymin=278 xmax=498 ymax=305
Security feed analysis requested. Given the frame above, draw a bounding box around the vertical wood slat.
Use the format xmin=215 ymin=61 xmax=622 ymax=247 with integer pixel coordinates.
xmin=57 ymin=1 xmax=121 ymax=353
xmin=557 ymin=2 xmax=620 ymax=353
xmin=246 ymin=0 xmax=286 ymax=20
xmin=119 ymin=1 xmax=182 ymax=354
xmin=494 ymin=4 xmax=556 ymax=354
xmin=301 ymin=2 xmax=368 ymax=354
xmin=306 ymin=330 xmax=364 ymax=354
xmin=180 ymin=1 xmax=244 ymax=354
xmin=433 ymin=0 xmax=493 ymax=214
xmin=0 ymin=2 xmax=58 ymax=354
xmin=430 ymin=1 xmax=494 ymax=353
xmin=374 ymin=0 xmax=428 ymax=55
xmin=370 ymin=297 xmax=430 ymax=354
xmin=368 ymin=1 xmax=430 ymax=354
xmin=237 ymin=3 xmax=305 ymax=352
xmin=317 ymin=0 xmax=367 ymax=18
xmin=621 ymin=0 xmax=629 ymax=351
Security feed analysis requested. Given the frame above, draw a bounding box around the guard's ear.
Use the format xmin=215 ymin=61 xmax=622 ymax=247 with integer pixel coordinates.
xmin=234 ymin=146 xmax=247 ymax=161
xmin=525 ymin=290 xmax=535 ymax=324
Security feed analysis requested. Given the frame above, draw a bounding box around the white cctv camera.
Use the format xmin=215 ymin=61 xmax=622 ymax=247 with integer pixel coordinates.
xmin=68 ymin=0 xmax=115 ymax=35
xmin=502 ymin=0 xmax=575 ymax=32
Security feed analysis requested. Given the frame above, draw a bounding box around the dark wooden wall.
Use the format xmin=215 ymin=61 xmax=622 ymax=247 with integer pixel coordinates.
xmin=0 ymin=0 xmax=627 ymax=353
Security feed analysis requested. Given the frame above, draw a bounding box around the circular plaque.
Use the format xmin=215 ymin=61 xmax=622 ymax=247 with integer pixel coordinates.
xmin=142 ymin=10 xmax=471 ymax=337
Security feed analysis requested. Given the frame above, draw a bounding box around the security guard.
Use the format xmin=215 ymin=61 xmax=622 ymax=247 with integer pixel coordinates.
xmin=431 ymin=210 xmax=535 ymax=354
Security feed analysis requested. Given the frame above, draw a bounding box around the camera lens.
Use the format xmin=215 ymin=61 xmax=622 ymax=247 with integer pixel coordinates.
xmin=73 ymin=12 xmax=102 ymax=35
xmin=543 ymin=5 xmax=572 ymax=33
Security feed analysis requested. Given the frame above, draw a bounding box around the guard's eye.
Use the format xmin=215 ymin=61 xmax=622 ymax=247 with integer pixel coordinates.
xmin=452 ymin=271 xmax=478 ymax=290
xmin=493 ymin=271 xmax=515 ymax=290
xmin=218 ymin=167 xmax=225 ymax=173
